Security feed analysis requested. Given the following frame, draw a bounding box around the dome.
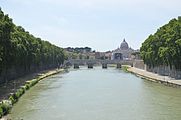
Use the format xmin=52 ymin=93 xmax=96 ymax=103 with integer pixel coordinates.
xmin=120 ymin=39 xmax=129 ymax=50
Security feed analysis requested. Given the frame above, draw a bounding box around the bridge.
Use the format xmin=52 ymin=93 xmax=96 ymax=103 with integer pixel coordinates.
xmin=65 ymin=59 xmax=133 ymax=69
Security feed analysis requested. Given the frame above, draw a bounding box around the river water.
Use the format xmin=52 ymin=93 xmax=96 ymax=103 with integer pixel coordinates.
xmin=8 ymin=67 xmax=181 ymax=120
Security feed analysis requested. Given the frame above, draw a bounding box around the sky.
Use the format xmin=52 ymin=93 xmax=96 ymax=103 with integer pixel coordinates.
xmin=1 ymin=0 xmax=181 ymax=51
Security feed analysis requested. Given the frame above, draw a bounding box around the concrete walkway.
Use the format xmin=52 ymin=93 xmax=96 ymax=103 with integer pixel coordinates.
xmin=128 ymin=67 xmax=181 ymax=87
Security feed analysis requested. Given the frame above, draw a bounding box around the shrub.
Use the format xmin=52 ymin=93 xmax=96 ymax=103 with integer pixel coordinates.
xmin=0 ymin=106 xmax=3 ymax=118
xmin=9 ymin=96 xmax=16 ymax=105
xmin=0 ymin=101 xmax=12 ymax=116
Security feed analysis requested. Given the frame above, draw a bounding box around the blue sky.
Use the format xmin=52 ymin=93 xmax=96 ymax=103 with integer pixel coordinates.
xmin=1 ymin=0 xmax=181 ymax=51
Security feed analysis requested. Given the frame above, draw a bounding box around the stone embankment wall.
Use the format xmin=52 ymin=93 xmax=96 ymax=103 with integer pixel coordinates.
xmin=133 ymin=60 xmax=145 ymax=70
xmin=133 ymin=60 xmax=181 ymax=79
xmin=0 ymin=64 xmax=58 ymax=84
xmin=145 ymin=65 xmax=181 ymax=79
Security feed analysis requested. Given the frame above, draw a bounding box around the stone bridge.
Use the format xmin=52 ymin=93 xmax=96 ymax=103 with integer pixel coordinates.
xmin=65 ymin=59 xmax=133 ymax=69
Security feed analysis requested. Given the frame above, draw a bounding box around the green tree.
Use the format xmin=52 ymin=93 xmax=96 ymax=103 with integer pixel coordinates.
xmin=141 ymin=17 xmax=181 ymax=70
xmin=0 ymin=8 xmax=65 ymax=83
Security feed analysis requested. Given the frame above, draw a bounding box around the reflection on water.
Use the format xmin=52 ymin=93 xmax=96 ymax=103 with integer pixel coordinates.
xmin=8 ymin=67 xmax=181 ymax=120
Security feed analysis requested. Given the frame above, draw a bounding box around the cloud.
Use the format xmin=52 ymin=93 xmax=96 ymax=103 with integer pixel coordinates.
xmin=8 ymin=0 xmax=181 ymax=14
xmin=3 ymin=0 xmax=181 ymax=51
xmin=25 ymin=0 xmax=181 ymax=9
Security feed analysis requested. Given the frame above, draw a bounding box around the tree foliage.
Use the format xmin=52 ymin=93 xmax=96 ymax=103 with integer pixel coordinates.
xmin=0 ymin=8 xmax=65 ymax=76
xmin=140 ymin=17 xmax=181 ymax=70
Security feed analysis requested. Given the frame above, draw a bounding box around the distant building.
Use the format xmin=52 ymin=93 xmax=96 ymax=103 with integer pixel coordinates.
xmin=95 ymin=52 xmax=106 ymax=59
xmin=111 ymin=39 xmax=136 ymax=60
xmin=105 ymin=51 xmax=112 ymax=60
xmin=65 ymin=47 xmax=92 ymax=53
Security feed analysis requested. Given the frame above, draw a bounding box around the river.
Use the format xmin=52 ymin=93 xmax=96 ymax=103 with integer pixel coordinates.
xmin=8 ymin=67 xmax=181 ymax=120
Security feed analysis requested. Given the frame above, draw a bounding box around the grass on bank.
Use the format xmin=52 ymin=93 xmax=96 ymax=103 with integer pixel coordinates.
xmin=121 ymin=65 xmax=130 ymax=72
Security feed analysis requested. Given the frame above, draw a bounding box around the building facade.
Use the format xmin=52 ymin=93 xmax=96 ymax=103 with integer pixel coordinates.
xmin=111 ymin=39 xmax=135 ymax=60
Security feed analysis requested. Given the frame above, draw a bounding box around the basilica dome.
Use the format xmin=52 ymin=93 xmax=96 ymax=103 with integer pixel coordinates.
xmin=120 ymin=39 xmax=129 ymax=50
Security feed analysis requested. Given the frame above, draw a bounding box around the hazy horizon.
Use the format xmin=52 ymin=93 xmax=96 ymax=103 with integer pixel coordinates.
xmin=1 ymin=0 xmax=181 ymax=51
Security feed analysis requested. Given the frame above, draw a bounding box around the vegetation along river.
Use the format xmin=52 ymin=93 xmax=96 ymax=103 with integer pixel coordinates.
xmin=8 ymin=67 xmax=181 ymax=120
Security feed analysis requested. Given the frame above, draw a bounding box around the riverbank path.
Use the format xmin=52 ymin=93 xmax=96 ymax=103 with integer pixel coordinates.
xmin=128 ymin=67 xmax=181 ymax=86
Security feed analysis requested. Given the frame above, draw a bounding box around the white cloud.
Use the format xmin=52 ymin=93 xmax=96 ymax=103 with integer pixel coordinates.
xmin=9 ymin=0 xmax=181 ymax=8
xmin=35 ymin=0 xmax=181 ymax=9
xmin=3 ymin=0 xmax=181 ymax=51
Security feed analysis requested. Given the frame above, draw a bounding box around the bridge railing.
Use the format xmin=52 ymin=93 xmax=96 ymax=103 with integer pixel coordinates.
xmin=65 ymin=59 xmax=133 ymax=65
